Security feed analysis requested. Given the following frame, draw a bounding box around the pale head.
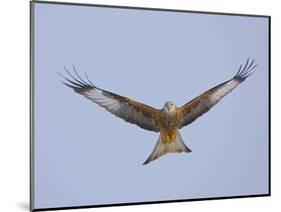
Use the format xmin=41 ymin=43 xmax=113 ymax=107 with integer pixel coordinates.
xmin=163 ymin=101 xmax=177 ymax=113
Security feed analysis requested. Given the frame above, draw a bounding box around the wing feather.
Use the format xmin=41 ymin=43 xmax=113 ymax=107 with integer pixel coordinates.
xmin=60 ymin=69 xmax=160 ymax=132
xmin=178 ymin=58 xmax=256 ymax=128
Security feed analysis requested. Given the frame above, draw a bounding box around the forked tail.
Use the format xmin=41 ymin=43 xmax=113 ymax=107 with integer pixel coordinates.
xmin=143 ymin=132 xmax=191 ymax=165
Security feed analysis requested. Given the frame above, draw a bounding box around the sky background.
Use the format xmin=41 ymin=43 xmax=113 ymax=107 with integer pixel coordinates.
xmin=34 ymin=2 xmax=269 ymax=209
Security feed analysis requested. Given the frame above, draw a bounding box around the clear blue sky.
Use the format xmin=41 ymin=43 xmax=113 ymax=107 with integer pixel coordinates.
xmin=34 ymin=2 xmax=269 ymax=209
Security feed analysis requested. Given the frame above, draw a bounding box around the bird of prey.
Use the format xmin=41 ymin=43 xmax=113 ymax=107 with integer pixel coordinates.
xmin=60 ymin=59 xmax=256 ymax=165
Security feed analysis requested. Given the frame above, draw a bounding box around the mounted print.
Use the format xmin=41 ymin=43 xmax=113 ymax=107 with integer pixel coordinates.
xmin=30 ymin=1 xmax=270 ymax=211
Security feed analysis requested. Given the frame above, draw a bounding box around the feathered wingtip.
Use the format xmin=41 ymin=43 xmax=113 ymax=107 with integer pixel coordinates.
xmin=58 ymin=65 xmax=95 ymax=90
xmin=234 ymin=58 xmax=257 ymax=80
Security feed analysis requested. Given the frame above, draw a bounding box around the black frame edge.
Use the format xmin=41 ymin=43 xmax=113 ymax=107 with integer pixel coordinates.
xmin=32 ymin=194 xmax=270 ymax=212
xmin=30 ymin=1 xmax=35 ymax=211
xmin=32 ymin=0 xmax=270 ymax=18
xmin=268 ymin=16 xmax=271 ymax=196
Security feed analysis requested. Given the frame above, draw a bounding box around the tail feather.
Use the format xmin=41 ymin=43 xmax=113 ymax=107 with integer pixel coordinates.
xmin=143 ymin=132 xmax=191 ymax=165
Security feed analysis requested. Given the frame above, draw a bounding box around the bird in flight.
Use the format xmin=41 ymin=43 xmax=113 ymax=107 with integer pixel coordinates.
xmin=60 ymin=59 xmax=256 ymax=165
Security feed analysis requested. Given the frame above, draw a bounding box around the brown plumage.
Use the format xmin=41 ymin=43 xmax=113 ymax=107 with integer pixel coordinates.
xmin=60 ymin=58 xmax=256 ymax=165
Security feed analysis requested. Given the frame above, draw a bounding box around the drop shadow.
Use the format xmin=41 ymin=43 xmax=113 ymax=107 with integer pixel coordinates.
xmin=17 ymin=202 xmax=29 ymax=211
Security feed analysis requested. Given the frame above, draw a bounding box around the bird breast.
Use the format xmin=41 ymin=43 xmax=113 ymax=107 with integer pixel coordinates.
xmin=157 ymin=111 xmax=179 ymax=130
xmin=155 ymin=111 xmax=179 ymax=143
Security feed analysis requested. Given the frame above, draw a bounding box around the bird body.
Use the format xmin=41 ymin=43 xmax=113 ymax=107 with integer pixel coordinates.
xmin=157 ymin=105 xmax=180 ymax=144
xmin=60 ymin=59 xmax=256 ymax=165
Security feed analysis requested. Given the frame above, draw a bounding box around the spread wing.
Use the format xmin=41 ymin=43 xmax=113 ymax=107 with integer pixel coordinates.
xmin=177 ymin=58 xmax=256 ymax=128
xmin=60 ymin=67 xmax=160 ymax=132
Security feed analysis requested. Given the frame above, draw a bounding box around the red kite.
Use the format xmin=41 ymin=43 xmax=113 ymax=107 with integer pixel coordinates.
xmin=61 ymin=59 xmax=256 ymax=165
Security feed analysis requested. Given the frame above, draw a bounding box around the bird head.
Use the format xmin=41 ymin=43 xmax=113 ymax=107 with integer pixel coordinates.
xmin=163 ymin=101 xmax=177 ymax=113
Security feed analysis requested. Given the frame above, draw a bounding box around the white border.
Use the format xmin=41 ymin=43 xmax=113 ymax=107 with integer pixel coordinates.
xmin=0 ymin=0 xmax=280 ymax=212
